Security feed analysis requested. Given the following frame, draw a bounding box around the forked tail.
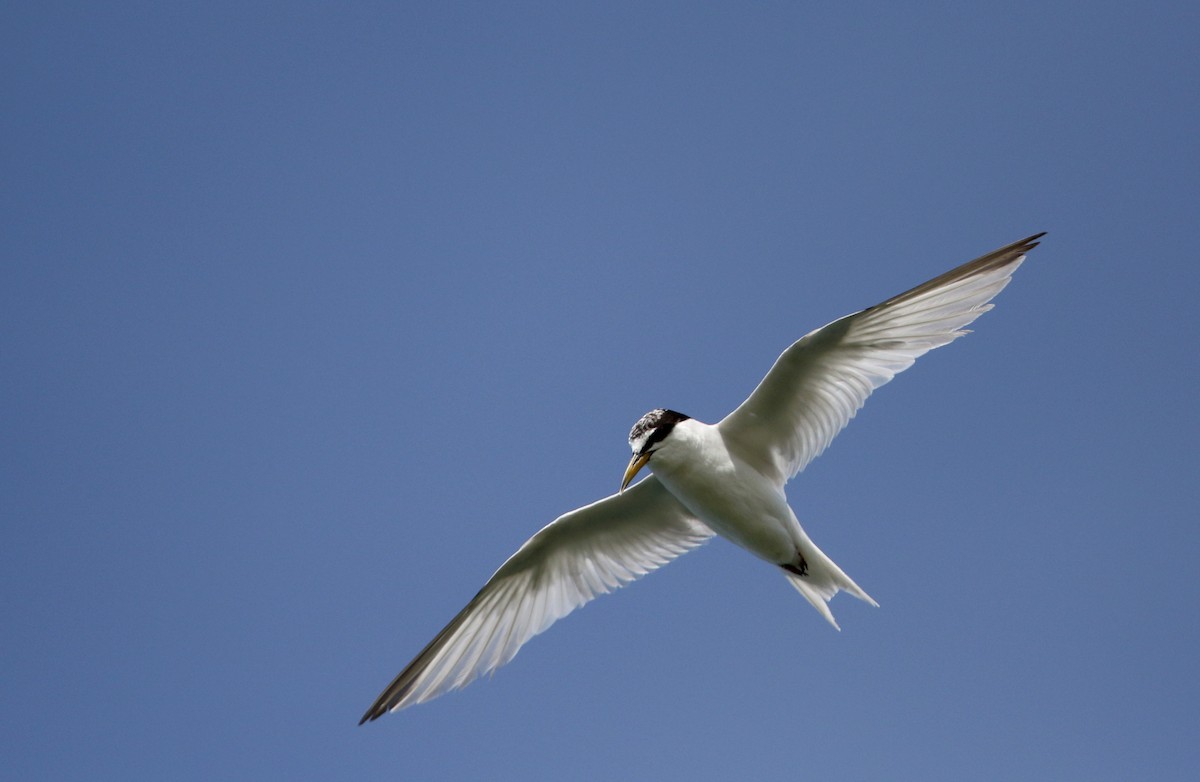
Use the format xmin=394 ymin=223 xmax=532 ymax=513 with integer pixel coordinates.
xmin=783 ymin=538 xmax=878 ymax=630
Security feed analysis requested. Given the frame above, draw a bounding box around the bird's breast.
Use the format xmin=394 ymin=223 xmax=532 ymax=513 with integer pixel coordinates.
xmin=649 ymin=427 xmax=797 ymax=565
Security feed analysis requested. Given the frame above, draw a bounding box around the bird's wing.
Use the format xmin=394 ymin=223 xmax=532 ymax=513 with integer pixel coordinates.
xmin=718 ymin=233 xmax=1043 ymax=486
xmin=359 ymin=476 xmax=712 ymax=721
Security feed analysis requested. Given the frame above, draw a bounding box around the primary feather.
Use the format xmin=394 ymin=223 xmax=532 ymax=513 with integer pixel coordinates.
xmin=360 ymin=477 xmax=710 ymax=721
xmin=719 ymin=233 xmax=1043 ymax=484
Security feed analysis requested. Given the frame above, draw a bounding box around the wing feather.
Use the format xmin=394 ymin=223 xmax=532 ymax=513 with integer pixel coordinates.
xmin=359 ymin=476 xmax=712 ymax=721
xmin=719 ymin=233 xmax=1044 ymax=485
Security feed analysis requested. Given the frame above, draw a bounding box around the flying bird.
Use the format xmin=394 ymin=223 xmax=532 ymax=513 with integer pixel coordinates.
xmin=360 ymin=233 xmax=1044 ymax=723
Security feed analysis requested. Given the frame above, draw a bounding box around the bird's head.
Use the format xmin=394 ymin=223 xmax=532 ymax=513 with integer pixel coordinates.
xmin=620 ymin=408 xmax=691 ymax=493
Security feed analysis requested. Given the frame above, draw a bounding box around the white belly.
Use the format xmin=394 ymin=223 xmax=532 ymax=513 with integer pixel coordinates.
xmin=647 ymin=423 xmax=798 ymax=565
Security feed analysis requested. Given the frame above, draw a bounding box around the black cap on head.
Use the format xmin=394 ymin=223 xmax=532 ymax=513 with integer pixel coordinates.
xmin=628 ymin=409 xmax=690 ymax=455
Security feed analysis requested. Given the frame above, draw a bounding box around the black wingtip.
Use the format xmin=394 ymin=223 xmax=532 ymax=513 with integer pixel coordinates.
xmin=358 ymin=703 xmax=386 ymax=725
xmin=1021 ymin=231 xmax=1048 ymax=250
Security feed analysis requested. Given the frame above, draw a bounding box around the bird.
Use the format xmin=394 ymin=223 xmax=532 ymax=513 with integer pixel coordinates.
xmin=359 ymin=232 xmax=1045 ymax=723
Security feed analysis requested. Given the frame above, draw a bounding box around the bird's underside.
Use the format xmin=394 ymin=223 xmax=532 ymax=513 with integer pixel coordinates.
xmin=359 ymin=232 xmax=1044 ymax=723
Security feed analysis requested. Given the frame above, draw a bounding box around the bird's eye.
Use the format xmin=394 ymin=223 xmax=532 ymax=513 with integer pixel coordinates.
xmin=640 ymin=426 xmax=671 ymax=455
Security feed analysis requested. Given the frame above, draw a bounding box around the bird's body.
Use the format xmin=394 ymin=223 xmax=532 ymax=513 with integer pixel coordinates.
xmin=637 ymin=416 xmax=876 ymax=625
xmin=360 ymin=233 xmax=1045 ymax=723
xmin=650 ymin=419 xmax=797 ymax=565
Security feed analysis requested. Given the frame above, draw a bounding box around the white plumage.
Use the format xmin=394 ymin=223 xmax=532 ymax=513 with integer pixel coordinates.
xmin=360 ymin=233 xmax=1044 ymax=722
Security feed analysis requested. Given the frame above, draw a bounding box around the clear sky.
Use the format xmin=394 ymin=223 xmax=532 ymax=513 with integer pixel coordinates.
xmin=4 ymin=2 xmax=1197 ymax=780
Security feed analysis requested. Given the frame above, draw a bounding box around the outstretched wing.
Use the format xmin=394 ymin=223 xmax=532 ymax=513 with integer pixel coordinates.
xmin=719 ymin=233 xmax=1044 ymax=486
xmin=359 ymin=476 xmax=712 ymax=721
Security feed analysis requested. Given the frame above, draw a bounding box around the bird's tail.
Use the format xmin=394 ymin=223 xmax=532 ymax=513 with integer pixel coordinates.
xmin=784 ymin=537 xmax=878 ymax=630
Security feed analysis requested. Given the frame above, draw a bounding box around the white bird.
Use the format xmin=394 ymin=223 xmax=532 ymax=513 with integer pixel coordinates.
xmin=360 ymin=233 xmax=1044 ymax=723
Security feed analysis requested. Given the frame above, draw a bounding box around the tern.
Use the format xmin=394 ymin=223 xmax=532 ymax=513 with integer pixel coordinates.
xmin=360 ymin=233 xmax=1044 ymax=722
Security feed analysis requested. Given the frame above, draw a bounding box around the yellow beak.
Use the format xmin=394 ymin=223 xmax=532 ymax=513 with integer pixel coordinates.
xmin=620 ymin=452 xmax=652 ymax=493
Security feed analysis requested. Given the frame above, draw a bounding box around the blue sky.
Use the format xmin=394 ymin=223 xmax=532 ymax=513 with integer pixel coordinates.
xmin=3 ymin=2 xmax=1197 ymax=779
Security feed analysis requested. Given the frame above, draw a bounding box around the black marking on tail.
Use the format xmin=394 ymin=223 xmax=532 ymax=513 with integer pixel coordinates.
xmin=781 ymin=556 xmax=808 ymax=578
